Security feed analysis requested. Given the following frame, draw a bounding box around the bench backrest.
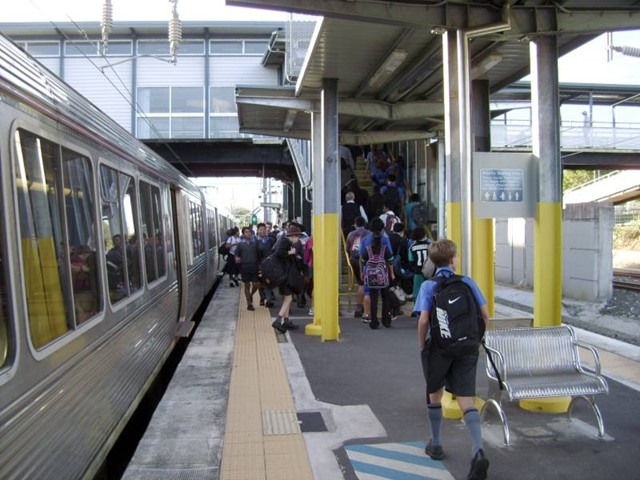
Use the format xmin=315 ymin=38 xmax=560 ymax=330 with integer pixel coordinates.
xmin=485 ymin=326 xmax=579 ymax=377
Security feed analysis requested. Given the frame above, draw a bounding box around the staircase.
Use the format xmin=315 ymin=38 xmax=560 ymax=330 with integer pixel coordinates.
xmin=338 ymin=155 xmax=372 ymax=314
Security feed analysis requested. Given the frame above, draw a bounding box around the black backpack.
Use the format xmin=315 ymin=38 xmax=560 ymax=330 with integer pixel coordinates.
xmin=429 ymin=275 xmax=485 ymax=357
xmin=217 ymin=243 xmax=229 ymax=256
xmin=341 ymin=202 xmax=360 ymax=231
xmin=259 ymin=253 xmax=288 ymax=287
xmin=382 ymin=185 xmax=400 ymax=210
xmin=411 ymin=202 xmax=430 ymax=226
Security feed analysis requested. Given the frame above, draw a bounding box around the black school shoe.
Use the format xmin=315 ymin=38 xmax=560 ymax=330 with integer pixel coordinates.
xmin=282 ymin=319 xmax=299 ymax=330
xmin=271 ymin=318 xmax=287 ymax=333
xmin=369 ymin=318 xmax=380 ymax=329
xmin=467 ymin=448 xmax=489 ymax=480
xmin=424 ymin=440 xmax=444 ymax=460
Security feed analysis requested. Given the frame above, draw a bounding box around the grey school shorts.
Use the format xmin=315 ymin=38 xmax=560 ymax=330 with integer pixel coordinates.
xmin=420 ymin=339 xmax=479 ymax=397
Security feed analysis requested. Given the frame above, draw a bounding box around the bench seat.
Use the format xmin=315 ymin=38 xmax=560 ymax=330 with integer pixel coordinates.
xmin=502 ymin=373 xmax=608 ymax=400
xmin=481 ymin=325 xmax=609 ymax=446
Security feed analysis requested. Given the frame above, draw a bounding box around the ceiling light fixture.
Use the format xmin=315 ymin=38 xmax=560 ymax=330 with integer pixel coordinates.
xmin=368 ymin=49 xmax=408 ymax=89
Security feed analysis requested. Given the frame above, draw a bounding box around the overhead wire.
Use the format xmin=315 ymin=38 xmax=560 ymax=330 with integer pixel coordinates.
xmin=24 ymin=0 xmax=194 ymax=176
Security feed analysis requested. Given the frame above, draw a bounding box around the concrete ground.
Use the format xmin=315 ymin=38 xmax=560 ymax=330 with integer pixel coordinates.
xmin=285 ymin=283 xmax=640 ymax=479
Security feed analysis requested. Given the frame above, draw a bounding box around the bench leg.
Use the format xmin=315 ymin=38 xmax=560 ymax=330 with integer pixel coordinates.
xmin=481 ymin=399 xmax=510 ymax=446
xmin=568 ymin=395 xmax=606 ymax=439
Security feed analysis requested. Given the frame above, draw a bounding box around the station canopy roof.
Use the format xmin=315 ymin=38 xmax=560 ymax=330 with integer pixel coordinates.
xmin=230 ymin=0 xmax=640 ymax=145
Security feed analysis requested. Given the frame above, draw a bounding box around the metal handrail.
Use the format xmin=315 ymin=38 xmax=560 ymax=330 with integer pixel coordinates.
xmin=340 ymin=228 xmax=355 ymax=292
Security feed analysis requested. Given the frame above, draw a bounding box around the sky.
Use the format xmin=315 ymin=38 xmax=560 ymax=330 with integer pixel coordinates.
xmin=9 ymin=0 xmax=288 ymax=22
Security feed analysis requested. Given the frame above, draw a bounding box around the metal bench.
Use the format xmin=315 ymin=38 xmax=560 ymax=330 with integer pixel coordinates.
xmin=480 ymin=325 xmax=609 ymax=446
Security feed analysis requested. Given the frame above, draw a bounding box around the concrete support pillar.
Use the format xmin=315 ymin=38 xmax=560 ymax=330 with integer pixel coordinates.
xmin=306 ymin=107 xmax=324 ymax=336
xmin=471 ymin=79 xmax=495 ymax=316
xmin=530 ymin=36 xmax=563 ymax=327
xmin=437 ymin=137 xmax=446 ymax=239
xmin=442 ymin=31 xmax=463 ymax=263
xmin=306 ymin=79 xmax=340 ymax=341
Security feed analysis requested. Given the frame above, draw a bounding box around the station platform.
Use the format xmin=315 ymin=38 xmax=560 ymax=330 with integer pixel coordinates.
xmin=123 ymin=282 xmax=640 ymax=480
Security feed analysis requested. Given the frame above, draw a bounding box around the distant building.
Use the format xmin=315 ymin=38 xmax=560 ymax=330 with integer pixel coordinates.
xmin=0 ymin=21 xmax=284 ymax=140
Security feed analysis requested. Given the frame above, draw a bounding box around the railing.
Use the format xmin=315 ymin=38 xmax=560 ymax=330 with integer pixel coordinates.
xmin=286 ymin=137 xmax=312 ymax=188
xmin=615 ymin=204 xmax=640 ymax=224
xmin=563 ymin=170 xmax=640 ymax=205
xmin=492 ymin=120 xmax=640 ymax=150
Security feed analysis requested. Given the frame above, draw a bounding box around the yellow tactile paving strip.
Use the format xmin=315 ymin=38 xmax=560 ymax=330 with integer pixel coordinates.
xmin=581 ymin=348 xmax=640 ymax=386
xmin=220 ymin=292 xmax=314 ymax=480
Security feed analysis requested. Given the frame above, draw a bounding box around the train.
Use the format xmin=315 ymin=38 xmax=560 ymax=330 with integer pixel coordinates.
xmin=0 ymin=33 xmax=232 ymax=479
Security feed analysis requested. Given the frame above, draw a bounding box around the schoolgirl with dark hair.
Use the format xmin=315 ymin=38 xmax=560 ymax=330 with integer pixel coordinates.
xmin=360 ymin=231 xmax=395 ymax=329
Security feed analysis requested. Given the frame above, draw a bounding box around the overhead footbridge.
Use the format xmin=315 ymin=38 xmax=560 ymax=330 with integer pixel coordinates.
xmin=564 ymin=170 xmax=640 ymax=205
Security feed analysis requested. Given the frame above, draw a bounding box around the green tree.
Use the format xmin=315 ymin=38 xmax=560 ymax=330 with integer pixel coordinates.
xmin=228 ymin=205 xmax=251 ymax=226
xmin=562 ymin=169 xmax=613 ymax=192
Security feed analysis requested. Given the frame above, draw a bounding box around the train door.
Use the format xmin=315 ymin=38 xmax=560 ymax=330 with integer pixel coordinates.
xmin=170 ymin=187 xmax=188 ymax=324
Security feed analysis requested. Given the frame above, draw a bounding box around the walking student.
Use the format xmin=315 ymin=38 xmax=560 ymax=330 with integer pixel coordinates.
xmin=360 ymin=230 xmax=395 ymax=329
xmin=256 ymin=222 xmax=276 ymax=307
xmin=271 ymin=224 xmax=304 ymax=333
xmin=236 ymin=226 xmax=260 ymax=311
xmin=413 ymin=239 xmax=490 ymax=480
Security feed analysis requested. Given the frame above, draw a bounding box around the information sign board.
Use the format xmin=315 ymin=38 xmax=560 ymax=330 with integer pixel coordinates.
xmin=473 ymin=152 xmax=536 ymax=218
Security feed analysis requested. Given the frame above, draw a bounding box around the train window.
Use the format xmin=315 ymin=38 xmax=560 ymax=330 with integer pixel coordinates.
xmin=207 ymin=208 xmax=216 ymax=253
xmin=189 ymin=200 xmax=205 ymax=258
xmin=140 ymin=181 xmax=166 ymax=283
xmin=14 ymin=129 xmax=104 ymax=347
xmin=62 ymin=148 xmax=102 ymax=323
xmin=100 ymin=165 xmax=142 ymax=303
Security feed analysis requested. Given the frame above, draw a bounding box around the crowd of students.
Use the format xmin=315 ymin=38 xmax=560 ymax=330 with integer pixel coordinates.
xmin=220 ymin=220 xmax=313 ymax=332
xmin=339 ymin=144 xmax=490 ymax=480
xmin=220 ymin=143 xmax=491 ymax=479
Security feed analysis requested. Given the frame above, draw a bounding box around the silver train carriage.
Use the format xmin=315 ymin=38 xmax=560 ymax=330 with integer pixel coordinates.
xmin=0 ymin=34 xmax=229 ymax=479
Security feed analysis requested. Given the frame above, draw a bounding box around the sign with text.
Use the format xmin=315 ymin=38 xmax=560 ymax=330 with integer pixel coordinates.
xmin=473 ymin=152 xmax=536 ymax=218
xmin=480 ymin=169 xmax=523 ymax=203
xmin=260 ymin=202 xmax=282 ymax=209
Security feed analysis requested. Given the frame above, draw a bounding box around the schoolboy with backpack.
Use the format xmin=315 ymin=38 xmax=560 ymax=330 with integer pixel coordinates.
xmin=413 ymin=238 xmax=490 ymax=480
